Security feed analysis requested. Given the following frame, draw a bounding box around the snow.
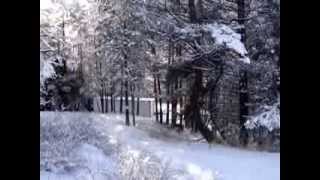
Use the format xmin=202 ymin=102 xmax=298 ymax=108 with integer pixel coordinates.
xmin=40 ymin=59 xmax=57 ymax=87
xmin=41 ymin=143 xmax=118 ymax=180
xmin=40 ymin=0 xmax=54 ymax=10
xmin=41 ymin=112 xmax=279 ymax=180
xmin=177 ymin=23 xmax=250 ymax=64
xmin=245 ymin=100 xmax=280 ymax=131
xmin=204 ymin=23 xmax=250 ymax=64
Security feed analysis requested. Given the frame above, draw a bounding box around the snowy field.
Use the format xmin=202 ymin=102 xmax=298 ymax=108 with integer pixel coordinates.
xmin=40 ymin=112 xmax=279 ymax=180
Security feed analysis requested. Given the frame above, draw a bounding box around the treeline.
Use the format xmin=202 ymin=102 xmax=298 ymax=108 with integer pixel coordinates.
xmin=40 ymin=0 xmax=280 ymax=151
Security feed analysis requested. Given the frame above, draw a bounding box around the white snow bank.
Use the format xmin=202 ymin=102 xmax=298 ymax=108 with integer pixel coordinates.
xmin=41 ymin=144 xmax=118 ymax=180
xmin=40 ymin=112 xmax=279 ymax=180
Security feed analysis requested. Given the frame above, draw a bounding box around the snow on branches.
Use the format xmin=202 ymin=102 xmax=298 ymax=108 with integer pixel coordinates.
xmin=175 ymin=23 xmax=250 ymax=64
xmin=245 ymin=98 xmax=280 ymax=131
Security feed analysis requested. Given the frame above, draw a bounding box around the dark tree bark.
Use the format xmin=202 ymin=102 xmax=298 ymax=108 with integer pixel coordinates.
xmin=105 ymin=88 xmax=108 ymax=113
xmin=237 ymin=0 xmax=249 ymax=146
xmin=196 ymin=0 xmax=204 ymax=22
xmin=157 ymin=75 xmax=163 ymax=124
xmin=171 ymin=82 xmax=178 ymax=127
xmin=124 ymin=60 xmax=130 ymax=126
xmin=184 ymin=70 xmax=214 ymax=142
xmin=123 ymin=20 xmax=130 ymax=126
xmin=208 ymin=65 xmax=223 ymax=122
xmin=166 ymin=40 xmax=172 ymax=125
xmin=136 ymin=96 xmax=140 ymax=116
xmin=154 ymin=74 xmax=159 ymax=122
xmin=131 ymin=84 xmax=136 ymax=126
xmin=113 ymin=95 xmax=116 ymax=113
xmin=110 ymin=93 xmax=114 ymax=112
xmin=120 ymin=67 xmax=124 ymax=114
xmin=179 ymin=79 xmax=183 ymax=128
xmin=100 ymin=89 xmax=104 ymax=113
xmin=237 ymin=0 xmax=246 ymax=42
xmin=188 ymin=0 xmax=197 ymax=23
xmin=171 ymin=44 xmax=180 ymax=127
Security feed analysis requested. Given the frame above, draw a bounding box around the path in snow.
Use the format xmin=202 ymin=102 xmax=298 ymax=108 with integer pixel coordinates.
xmin=41 ymin=112 xmax=279 ymax=180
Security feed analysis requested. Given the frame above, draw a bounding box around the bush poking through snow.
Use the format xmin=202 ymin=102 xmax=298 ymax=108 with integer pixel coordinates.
xmin=118 ymin=148 xmax=186 ymax=180
xmin=40 ymin=112 xmax=112 ymax=172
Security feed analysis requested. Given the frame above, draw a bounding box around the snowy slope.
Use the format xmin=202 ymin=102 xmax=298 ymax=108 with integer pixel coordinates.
xmin=40 ymin=112 xmax=279 ymax=180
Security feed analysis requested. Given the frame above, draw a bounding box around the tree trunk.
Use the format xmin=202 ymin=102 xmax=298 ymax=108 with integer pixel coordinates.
xmin=185 ymin=70 xmax=214 ymax=142
xmin=113 ymin=95 xmax=116 ymax=113
xmin=110 ymin=93 xmax=114 ymax=112
xmin=136 ymin=96 xmax=140 ymax=116
xmin=237 ymin=0 xmax=246 ymax=42
xmin=171 ymin=44 xmax=181 ymax=127
xmin=157 ymin=75 xmax=163 ymax=124
xmin=188 ymin=0 xmax=197 ymax=23
xmin=120 ymin=59 xmax=124 ymax=114
xmin=179 ymin=79 xmax=183 ymax=128
xmin=154 ymin=74 xmax=159 ymax=122
xmin=124 ymin=59 xmax=130 ymax=126
xmin=131 ymin=84 xmax=136 ymax=126
xmin=166 ymin=40 xmax=172 ymax=125
xmin=237 ymin=0 xmax=249 ymax=146
xmin=171 ymin=88 xmax=178 ymax=127
xmin=120 ymin=82 xmax=123 ymax=114
xmin=105 ymin=90 xmax=109 ymax=113
xmin=100 ymin=89 xmax=104 ymax=113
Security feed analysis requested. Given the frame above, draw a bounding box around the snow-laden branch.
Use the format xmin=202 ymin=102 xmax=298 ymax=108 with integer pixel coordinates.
xmin=245 ymin=98 xmax=280 ymax=131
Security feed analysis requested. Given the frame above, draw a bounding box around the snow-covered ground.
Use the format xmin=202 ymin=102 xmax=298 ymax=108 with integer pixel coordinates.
xmin=40 ymin=112 xmax=279 ymax=180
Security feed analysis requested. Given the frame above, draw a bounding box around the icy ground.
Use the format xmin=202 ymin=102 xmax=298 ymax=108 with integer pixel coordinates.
xmin=40 ymin=112 xmax=279 ymax=180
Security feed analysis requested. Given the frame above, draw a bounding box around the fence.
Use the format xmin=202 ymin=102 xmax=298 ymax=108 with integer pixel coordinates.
xmin=93 ymin=97 xmax=155 ymax=117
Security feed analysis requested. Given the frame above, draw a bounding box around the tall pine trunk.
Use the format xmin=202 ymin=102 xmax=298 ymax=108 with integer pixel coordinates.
xmin=110 ymin=93 xmax=114 ymax=112
xmin=188 ymin=0 xmax=197 ymax=23
xmin=120 ymin=66 xmax=124 ymax=114
xmin=131 ymin=84 xmax=136 ymax=126
xmin=136 ymin=96 xmax=140 ymax=116
xmin=124 ymin=59 xmax=130 ymax=126
xmin=113 ymin=96 xmax=116 ymax=113
xmin=171 ymin=44 xmax=181 ymax=127
xmin=237 ymin=0 xmax=249 ymax=146
xmin=105 ymin=89 xmax=109 ymax=113
xmin=166 ymin=39 xmax=172 ymax=125
xmin=154 ymin=74 xmax=159 ymax=122
xmin=100 ymin=88 xmax=104 ymax=113
xmin=157 ymin=75 xmax=163 ymax=124
xmin=186 ymin=70 xmax=214 ymax=142
xmin=179 ymin=79 xmax=183 ymax=128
